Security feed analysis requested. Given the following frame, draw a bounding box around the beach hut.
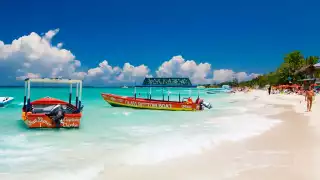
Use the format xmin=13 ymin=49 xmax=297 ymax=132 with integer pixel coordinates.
xmin=293 ymin=63 xmax=320 ymax=89
xmin=294 ymin=65 xmax=315 ymax=79
xmin=314 ymin=63 xmax=320 ymax=69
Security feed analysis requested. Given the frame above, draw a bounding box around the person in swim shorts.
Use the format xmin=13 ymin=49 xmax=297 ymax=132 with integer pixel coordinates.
xmin=305 ymin=86 xmax=315 ymax=112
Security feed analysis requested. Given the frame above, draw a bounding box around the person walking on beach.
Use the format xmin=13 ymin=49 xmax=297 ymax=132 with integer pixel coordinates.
xmin=268 ymin=86 xmax=271 ymax=95
xmin=305 ymin=86 xmax=315 ymax=112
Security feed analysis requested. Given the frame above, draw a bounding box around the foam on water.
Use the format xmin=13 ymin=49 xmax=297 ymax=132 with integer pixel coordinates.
xmin=120 ymin=114 xmax=281 ymax=165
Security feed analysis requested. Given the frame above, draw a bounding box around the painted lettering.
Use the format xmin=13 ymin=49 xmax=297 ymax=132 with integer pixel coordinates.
xmin=63 ymin=118 xmax=79 ymax=122
xmin=62 ymin=123 xmax=78 ymax=127
xmin=122 ymin=99 xmax=175 ymax=109
xmin=27 ymin=117 xmax=51 ymax=126
xmin=181 ymin=105 xmax=192 ymax=109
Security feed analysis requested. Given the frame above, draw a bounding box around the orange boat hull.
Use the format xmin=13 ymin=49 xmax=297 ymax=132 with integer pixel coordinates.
xmin=22 ymin=112 xmax=81 ymax=128
xmin=101 ymin=93 xmax=201 ymax=111
xmin=21 ymin=97 xmax=82 ymax=128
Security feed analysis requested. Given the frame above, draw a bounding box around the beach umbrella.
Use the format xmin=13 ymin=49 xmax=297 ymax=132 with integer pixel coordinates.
xmin=290 ymin=84 xmax=300 ymax=88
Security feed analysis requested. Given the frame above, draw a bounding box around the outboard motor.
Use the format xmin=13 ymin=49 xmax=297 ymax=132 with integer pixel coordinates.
xmin=202 ymin=101 xmax=212 ymax=109
xmin=196 ymin=98 xmax=212 ymax=110
xmin=48 ymin=104 xmax=65 ymax=128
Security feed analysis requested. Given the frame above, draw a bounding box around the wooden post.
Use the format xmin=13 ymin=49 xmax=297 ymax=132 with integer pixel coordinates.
xmin=76 ymin=83 xmax=79 ymax=108
xmin=78 ymin=81 xmax=82 ymax=110
xmin=23 ymin=81 xmax=27 ymax=110
xmin=69 ymin=83 xmax=72 ymax=104
xmin=162 ymin=88 xmax=164 ymax=101
xmin=149 ymin=87 xmax=152 ymax=99
xmin=27 ymin=81 xmax=31 ymax=112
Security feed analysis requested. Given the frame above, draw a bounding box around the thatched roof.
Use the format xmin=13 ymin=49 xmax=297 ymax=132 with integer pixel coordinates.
xmin=297 ymin=78 xmax=316 ymax=81
xmin=314 ymin=63 xmax=320 ymax=69
xmin=294 ymin=65 xmax=314 ymax=75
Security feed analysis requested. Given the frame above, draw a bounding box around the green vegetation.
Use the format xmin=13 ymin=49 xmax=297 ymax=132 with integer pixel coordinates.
xmin=201 ymin=84 xmax=220 ymax=88
xmin=197 ymin=51 xmax=320 ymax=89
xmin=236 ymin=51 xmax=320 ymax=88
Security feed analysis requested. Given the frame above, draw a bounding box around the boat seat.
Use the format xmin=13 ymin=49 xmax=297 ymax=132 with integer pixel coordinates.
xmin=62 ymin=104 xmax=83 ymax=114
xmin=32 ymin=105 xmax=56 ymax=114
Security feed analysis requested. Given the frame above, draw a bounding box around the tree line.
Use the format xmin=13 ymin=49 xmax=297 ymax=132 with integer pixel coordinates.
xmin=218 ymin=51 xmax=320 ymax=88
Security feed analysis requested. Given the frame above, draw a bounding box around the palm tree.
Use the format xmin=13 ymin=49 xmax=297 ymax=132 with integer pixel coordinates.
xmin=306 ymin=56 xmax=320 ymax=78
xmin=305 ymin=56 xmax=319 ymax=66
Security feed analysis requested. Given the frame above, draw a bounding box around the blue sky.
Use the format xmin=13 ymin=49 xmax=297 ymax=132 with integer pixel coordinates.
xmin=0 ymin=0 xmax=319 ymax=85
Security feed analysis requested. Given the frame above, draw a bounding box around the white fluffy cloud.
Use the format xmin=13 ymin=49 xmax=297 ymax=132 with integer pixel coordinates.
xmin=156 ymin=55 xmax=211 ymax=84
xmin=85 ymin=60 xmax=150 ymax=84
xmin=0 ymin=29 xmax=150 ymax=85
xmin=0 ymin=28 xmax=85 ymax=84
xmin=117 ymin=63 xmax=150 ymax=81
xmin=0 ymin=29 xmax=259 ymax=86
xmin=213 ymin=69 xmax=259 ymax=83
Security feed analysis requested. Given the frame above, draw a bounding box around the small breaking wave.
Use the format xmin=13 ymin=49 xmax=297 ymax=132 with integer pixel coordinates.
xmin=119 ymin=114 xmax=281 ymax=165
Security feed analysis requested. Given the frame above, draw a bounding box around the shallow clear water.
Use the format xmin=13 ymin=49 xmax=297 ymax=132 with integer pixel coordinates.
xmin=0 ymin=87 xmax=280 ymax=180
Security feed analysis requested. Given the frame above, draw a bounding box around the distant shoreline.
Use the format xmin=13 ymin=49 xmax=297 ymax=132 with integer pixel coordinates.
xmin=0 ymin=86 xmax=121 ymax=88
xmin=0 ymin=86 xmax=207 ymax=88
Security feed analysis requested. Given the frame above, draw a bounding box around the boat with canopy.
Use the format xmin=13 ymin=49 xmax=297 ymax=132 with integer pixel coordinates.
xmin=21 ymin=78 xmax=84 ymax=128
xmin=101 ymin=78 xmax=212 ymax=111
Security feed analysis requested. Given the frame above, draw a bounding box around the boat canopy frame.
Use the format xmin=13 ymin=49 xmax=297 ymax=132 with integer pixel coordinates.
xmin=23 ymin=78 xmax=83 ymax=112
xmin=133 ymin=86 xmax=200 ymax=102
xmin=132 ymin=77 xmax=199 ymax=102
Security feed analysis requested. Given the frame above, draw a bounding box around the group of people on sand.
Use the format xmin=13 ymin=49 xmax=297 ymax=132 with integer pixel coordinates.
xmin=269 ymin=85 xmax=320 ymax=95
xmin=267 ymin=85 xmax=316 ymax=112
xmin=231 ymin=87 xmax=251 ymax=93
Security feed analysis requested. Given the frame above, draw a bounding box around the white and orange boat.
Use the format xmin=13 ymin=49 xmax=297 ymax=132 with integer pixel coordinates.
xmin=21 ymin=78 xmax=83 ymax=128
xmin=101 ymin=78 xmax=212 ymax=111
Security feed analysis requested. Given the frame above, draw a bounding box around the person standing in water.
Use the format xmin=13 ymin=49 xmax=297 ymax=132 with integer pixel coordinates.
xmin=305 ymin=86 xmax=315 ymax=112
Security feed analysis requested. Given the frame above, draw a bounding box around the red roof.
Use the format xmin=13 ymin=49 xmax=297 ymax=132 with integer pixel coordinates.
xmin=31 ymin=97 xmax=68 ymax=105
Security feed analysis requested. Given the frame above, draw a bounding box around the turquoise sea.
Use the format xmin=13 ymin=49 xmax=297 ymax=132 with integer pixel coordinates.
xmin=0 ymin=87 xmax=280 ymax=180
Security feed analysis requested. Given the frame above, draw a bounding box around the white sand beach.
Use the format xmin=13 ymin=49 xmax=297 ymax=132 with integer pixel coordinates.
xmin=96 ymin=90 xmax=320 ymax=180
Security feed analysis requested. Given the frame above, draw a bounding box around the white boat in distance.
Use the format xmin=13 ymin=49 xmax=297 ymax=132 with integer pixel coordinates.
xmin=0 ymin=97 xmax=14 ymax=107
